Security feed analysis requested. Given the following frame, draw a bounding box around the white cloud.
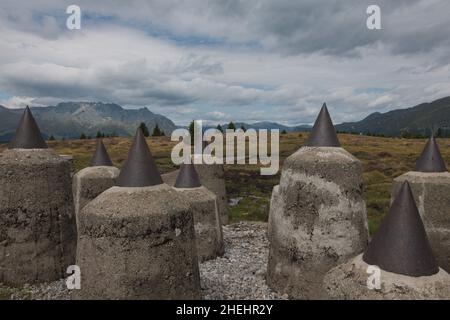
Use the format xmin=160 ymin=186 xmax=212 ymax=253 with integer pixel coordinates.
xmin=0 ymin=1 xmax=449 ymax=125
xmin=424 ymin=83 xmax=450 ymax=99
xmin=0 ymin=96 xmax=45 ymax=109
xmin=368 ymin=95 xmax=396 ymax=108
xmin=206 ymin=111 xmax=229 ymax=121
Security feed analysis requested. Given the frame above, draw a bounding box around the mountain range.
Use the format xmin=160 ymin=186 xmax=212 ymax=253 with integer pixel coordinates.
xmin=214 ymin=121 xmax=312 ymax=133
xmin=335 ymin=96 xmax=450 ymax=137
xmin=1 ymin=97 xmax=449 ymax=142
xmin=215 ymin=97 xmax=450 ymax=137
xmin=0 ymin=102 xmax=177 ymax=142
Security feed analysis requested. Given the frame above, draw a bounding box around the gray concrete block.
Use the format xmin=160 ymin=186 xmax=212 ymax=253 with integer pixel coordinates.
xmin=0 ymin=149 xmax=77 ymax=286
xmin=75 ymin=184 xmax=201 ymax=299
xmin=323 ymin=254 xmax=450 ymax=299
xmin=174 ymin=186 xmax=224 ymax=262
xmin=163 ymin=163 xmax=229 ymax=225
xmin=72 ymin=166 xmax=120 ymax=224
xmin=267 ymin=147 xmax=369 ymax=299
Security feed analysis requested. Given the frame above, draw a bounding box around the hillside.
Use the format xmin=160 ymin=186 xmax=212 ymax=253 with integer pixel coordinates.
xmin=0 ymin=102 xmax=177 ymax=141
xmin=336 ymin=97 xmax=450 ymax=137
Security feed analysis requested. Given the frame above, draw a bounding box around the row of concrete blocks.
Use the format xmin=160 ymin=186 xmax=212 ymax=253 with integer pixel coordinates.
xmin=0 ymin=142 xmax=229 ymax=299
xmin=74 ymin=160 xmax=227 ymax=299
xmin=0 ymin=106 xmax=230 ymax=299
xmin=74 ymin=159 xmax=228 ymax=262
xmin=266 ymin=146 xmax=450 ymax=299
xmin=2 ymin=105 xmax=449 ymax=299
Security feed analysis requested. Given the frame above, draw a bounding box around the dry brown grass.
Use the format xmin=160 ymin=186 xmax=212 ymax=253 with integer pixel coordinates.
xmin=1 ymin=133 xmax=449 ymax=234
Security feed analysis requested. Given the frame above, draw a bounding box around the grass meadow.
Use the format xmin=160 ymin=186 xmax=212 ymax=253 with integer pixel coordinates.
xmin=2 ymin=133 xmax=449 ymax=235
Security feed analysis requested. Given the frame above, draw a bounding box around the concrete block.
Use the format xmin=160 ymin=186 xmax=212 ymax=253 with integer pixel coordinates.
xmin=72 ymin=166 xmax=120 ymax=222
xmin=0 ymin=149 xmax=77 ymax=286
xmin=163 ymin=163 xmax=229 ymax=225
xmin=267 ymin=147 xmax=369 ymax=299
xmin=175 ymin=187 xmax=224 ymax=262
xmin=324 ymin=254 xmax=450 ymax=299
xmin=75 ymin=184 xmax=201 ymax=299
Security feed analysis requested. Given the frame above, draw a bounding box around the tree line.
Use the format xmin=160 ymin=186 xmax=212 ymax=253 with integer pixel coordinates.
xmin=47 ymin=122 xmax=166 ymax=141
xmin=47 ymin=122 xmax=450 ymax=141
xmin=337 ymin=127 xmax=450 ymax=139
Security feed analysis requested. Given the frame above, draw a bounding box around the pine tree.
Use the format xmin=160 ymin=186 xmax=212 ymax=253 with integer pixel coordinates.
xmin=80 ymin=133 xmax=87 ymax=140
xmin=227 ymin=122 xmax=236 ymax=130
xmin=189 ymin=121 xmax=195 ymax=144
xmin=49 ymin=135 xmax=55 ymax=141
xmin=152 ymin=124 xmax=163 ymax=137
xmin=139 ymin=122 xmax=150 ymax=137
xmin=216 ymin=124 xmax=223 ymax=133
xmin=188 ymin=121 xmax=195 ymax=136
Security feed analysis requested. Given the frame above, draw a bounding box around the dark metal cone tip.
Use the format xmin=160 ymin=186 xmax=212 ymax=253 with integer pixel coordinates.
xmin=8 ymin=106 xmax=48 ymax=149
xmin=174 ymin=163 xmax=202 ymax=188
xmin=116 ymin=128 xmax=163 ymax=187
xmin=363 ymin=181 xmax=439 ymax=277
xmin=304 ymin=103 xmax=341 ymax=147
xmin=90 ymin=139 xmax=113 ymax=167
xmin=415 ymin=137 xmax=447 ymax=172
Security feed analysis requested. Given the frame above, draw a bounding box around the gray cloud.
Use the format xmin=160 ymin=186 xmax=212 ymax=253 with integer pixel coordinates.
xmin=3 ymin=0 xmax=448 ymax=56
xmin=0 ymin=1 xmax=449 ymax=125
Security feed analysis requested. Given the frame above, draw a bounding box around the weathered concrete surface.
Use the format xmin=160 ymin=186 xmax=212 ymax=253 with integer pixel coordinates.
xmin=392 ymin=172 xmax=450 ymax=273
xmin=0 ymin=149 xmax=77 ymax=286
xmin=267 ymin=185 xmax=281 ymax=239
xmin=161 ymin=170 xmax=178 ymax=185
xmin=175 ymin=186 xmax=224 ymax=262
xmin=323 ymin=254 xmax=450 ymax=299
xmin=163 ymin=163 xmax=229 ymax=225
xmin=72 ymin=166 xmax=120 ymax=223
xmin=76 ymin=184 xmax=201 ymax=299
xmin=60 ymin=155 xmax=75 ymax=176
xmin=267 ymin=147 xmax=369 ymax=299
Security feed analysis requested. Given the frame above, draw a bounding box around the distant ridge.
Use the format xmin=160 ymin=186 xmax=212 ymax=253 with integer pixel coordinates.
xmin=336 ymin=97 xmax=450 ymax=137
xmin=2 ymin=96 xmax=450 ymax=142
xmin=214 ymin=121 xmax=312 ymax=132
xmin=0 ymin=102 xmax=177 ymax=142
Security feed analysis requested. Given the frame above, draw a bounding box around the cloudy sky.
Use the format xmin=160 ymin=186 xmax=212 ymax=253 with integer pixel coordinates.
xmin=1 ymin=0 xmax=449 ymax=126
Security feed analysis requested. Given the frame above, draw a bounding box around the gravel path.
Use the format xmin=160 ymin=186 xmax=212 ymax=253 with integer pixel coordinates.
xmin=200 ymin=221 xmax=286 ymax=300
xmin=0 ymin=279 xmax=71 ymax=300
xmin=0 ymin=221 xmax=285 ymax=300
